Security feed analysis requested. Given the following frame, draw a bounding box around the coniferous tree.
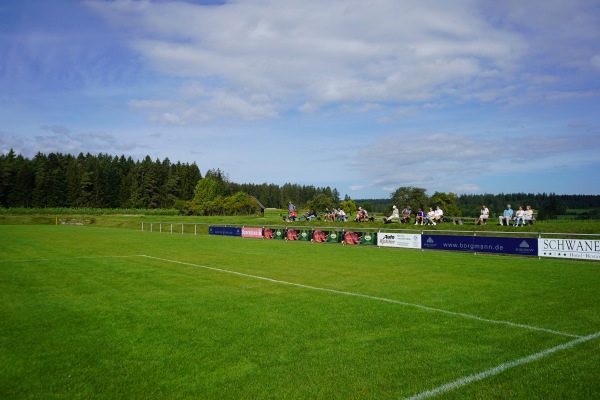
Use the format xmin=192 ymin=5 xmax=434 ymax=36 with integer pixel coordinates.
xmin=9 ymin=155 xmax=34 ymax=207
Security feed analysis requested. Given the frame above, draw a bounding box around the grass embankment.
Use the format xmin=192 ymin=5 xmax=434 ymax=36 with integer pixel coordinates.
xmin=1 ymin=207 xmax=599 ymax=235
xmin=0 ymin=226 xmax=599 ymax=399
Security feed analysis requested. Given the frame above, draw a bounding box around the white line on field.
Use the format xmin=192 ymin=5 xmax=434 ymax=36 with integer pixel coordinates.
xmin=403 ymin=330 xmax=600 ymax=400
xmin=138 ymin=255 xmax=581 ymax=339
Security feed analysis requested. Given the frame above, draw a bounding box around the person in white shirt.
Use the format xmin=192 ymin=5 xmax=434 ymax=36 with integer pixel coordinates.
xmin=523 ymin=205 xmax=534 ymax=225
xmin=425 ymin=207 xmax=435 ymax=225
xmin=431 ymin=206 xmax=443 ymax=225
xmin=476 ymin=205 xmax=489 ymax=225
xmin=385 ymin=205 xmax=400 ymax=223
xmin=513 ymin=206 xmax=525 ymax=227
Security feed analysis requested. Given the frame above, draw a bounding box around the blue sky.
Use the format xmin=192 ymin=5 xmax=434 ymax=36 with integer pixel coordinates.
xmin=1 ymin=0 xmax=599 ymax=199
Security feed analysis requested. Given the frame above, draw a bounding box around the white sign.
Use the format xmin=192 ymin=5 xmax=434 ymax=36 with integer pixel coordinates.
xmin=378 ymin=232 xmax=421 ymax=249
xmin=538 ymin=238 xmax=600 ymax=260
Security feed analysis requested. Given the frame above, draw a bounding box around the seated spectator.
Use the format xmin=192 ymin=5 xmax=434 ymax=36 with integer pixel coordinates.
xmin=425 ymin=207 xmax=435 ymax=225
xmin=355 ymin=207 xmax=368 ymax=222
xmin=523 ymin=205 xmax=534 ymax=225
xmin=384 ymin=205 xmax=400 ymax=223
xmin=288 ymin=210 xmax=297 ymax=221
xmin=430 ymin=206 xmax=443 ymax=225
xmin=513 ymin=206 xmax=525 ymax=227
xmin=401 ymin=206 xmax=411 ymax=223
xmin=337 ymin=208 xmax=347 ymax=222
xmin=324 ymin=207 xmax=335 ymax=222
xmin=476 ymin=205 xmax=489 ymax=225
xmin=414 ymin=208 xmax=425 ymax=225
xmin=300 ymin=210 xmax=317 ymax=221
xmin=499 ymin=204 xmax=513 ymax=226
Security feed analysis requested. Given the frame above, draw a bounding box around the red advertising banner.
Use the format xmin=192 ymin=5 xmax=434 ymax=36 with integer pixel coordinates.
xmin=342 ymin=231 xmax=360 ymax=245
xmin=285 ymin=229 xmax=299 ymax=241
xmin=312 ymin=230 xmax=327 ymax=243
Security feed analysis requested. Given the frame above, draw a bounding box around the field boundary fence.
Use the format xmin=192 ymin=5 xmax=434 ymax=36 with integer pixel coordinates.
xmin=141 ymin=222 xmax=600 ymax=261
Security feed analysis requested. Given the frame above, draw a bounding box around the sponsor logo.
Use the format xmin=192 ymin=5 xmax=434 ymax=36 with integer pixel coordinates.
xmin=378 ymin=234 xmax=396 ymax=246
xmin=378 ymin=233 xmax=421 ymax=248
xmin=513 ymin=240 xmax=536 ymax=255
xmin=423 ymin=237 xmax=436 ymax=248
xmin=540 ymin=239 xmax=600 ymax=259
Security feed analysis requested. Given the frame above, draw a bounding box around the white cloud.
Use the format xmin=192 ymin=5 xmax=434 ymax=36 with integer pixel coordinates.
xmin=0 ymin=125 xmax=143 ymax=158
xmin=131 ymin=83 xmax=279 ymax=124
xmin=0 ymin=131 xmax=27 ymax=156
xmin=86 ymin=0 xmax=528 ymax=123
xmin=348 ymin=130 xmax=600 ymax=194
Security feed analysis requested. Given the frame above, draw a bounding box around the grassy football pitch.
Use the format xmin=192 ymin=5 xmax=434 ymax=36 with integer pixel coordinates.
xmin=0 ymin=225 xmax=599 ymax=399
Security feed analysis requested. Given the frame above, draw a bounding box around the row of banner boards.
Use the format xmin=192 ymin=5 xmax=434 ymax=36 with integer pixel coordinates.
xmin=208 ymin=226 xmax=600 ymax=261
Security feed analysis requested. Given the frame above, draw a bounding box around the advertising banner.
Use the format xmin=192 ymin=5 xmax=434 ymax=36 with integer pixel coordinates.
xmin=242 ymin=227 xmax=263 ymax=239
xmin=285 ymin=229 xmax=299 ymax=241
xmin=209 ymin=226 xmax=242 ymax=237
xmin=342 ymin=231 xmax=360 ymax=245
xmin=264 ymin=228 xmax=285 ymax=239
xmin=538 ymin=238 xmax=600 ymax=260
xmin=378 ymin=232 xmax=421 ymax=249
xmin=421 ymin=235 xmax=537 ymax=256
xmin=327 ymin=231 xmax=341 ymax=243
xmin=312 ymin=230 xmax=328 ymax=243
xmin=263 ymin=228 xmax=274 ymax=239
xmin=360 ymin=231 xmax=376 ymax=245
xmin=298 ymin=230 xmax=311 ymax=241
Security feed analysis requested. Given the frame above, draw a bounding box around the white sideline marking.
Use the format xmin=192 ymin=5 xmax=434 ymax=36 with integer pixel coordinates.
xmin=403 ymin=330 xmax=600 ymax=400
xmin=138 ymin=255 xmax=581 ymax=339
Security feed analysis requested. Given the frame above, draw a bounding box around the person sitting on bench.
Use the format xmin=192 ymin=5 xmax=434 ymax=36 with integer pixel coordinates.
xmin=476 ymin=205 xmax=489 ymax=225
xmin=383 ymin=205 xmax=399 ymax=223
xmin=414 ymin=208 xmax=425 ymax=225
xmin=513 ymin=206 xmax=525 ymax=227
xmin=523 ymin=205 xmax=534 ymax=225
xmin=430 ymin=206 xmax=443 ymax=225
xmin=401 ymin=206 xmax=411 ymax=223
xmin=499 ymin=204 xmax=513 ymax=226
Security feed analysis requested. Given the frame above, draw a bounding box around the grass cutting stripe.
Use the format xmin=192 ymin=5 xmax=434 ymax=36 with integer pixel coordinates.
xmin=139 ymin=254 xmax=582 ymax=339
xmin=403 ymin=330 xmax=600 ymax=400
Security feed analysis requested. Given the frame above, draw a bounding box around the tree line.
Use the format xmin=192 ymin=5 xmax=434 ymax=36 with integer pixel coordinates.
xmin=0 ymin=151 xmax=340 ymax=214
xmin=1 ymin=151 xmax=598 ymax=218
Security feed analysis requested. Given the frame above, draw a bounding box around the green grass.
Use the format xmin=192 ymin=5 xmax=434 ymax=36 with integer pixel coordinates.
xmin=0 ymin=225 xmax=599 ymax=399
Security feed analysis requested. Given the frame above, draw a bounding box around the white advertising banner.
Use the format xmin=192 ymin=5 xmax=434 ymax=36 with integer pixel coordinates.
xmin=242 ymin=227 xmax=263 ymax=239
xmin=377 ymin=232 xmax=421 ymax=249
xmin=538 ymin=238 xmax=600 ymax=260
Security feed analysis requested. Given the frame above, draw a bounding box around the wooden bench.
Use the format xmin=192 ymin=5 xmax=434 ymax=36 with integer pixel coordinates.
xmin=448 ymin=212 xmax=538 ymax=226
xmin=444 ymin=217 xmax=481 ymax=225
xmin=449 ymin=215 xmax=526 ymax=225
